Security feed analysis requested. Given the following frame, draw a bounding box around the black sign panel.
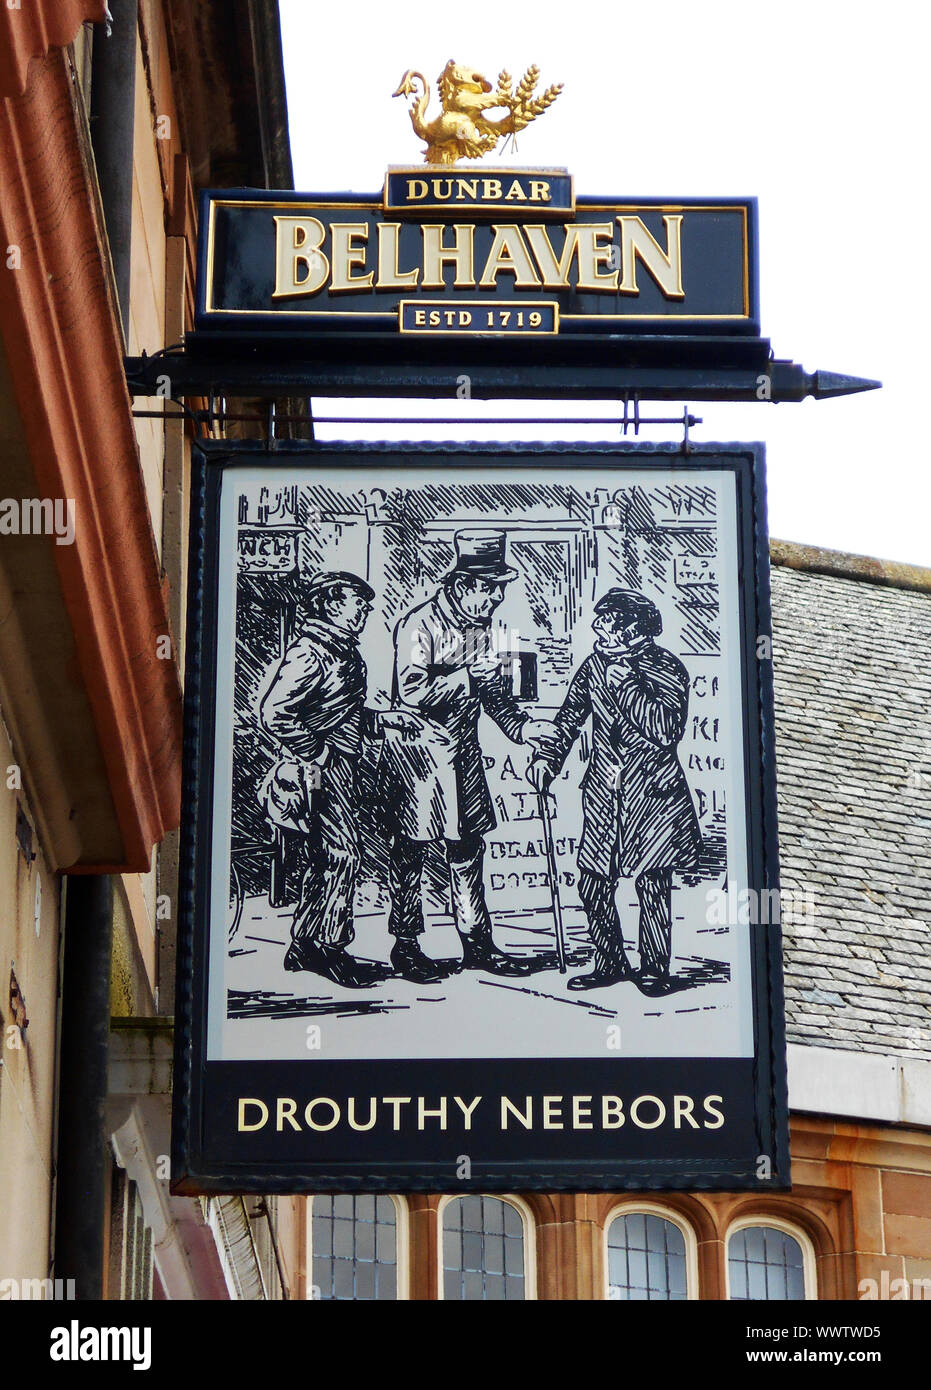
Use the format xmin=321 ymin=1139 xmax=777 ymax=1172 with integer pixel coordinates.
xmin=195 ymin=189 xmax=758 ymax=338
xmin=172 ymin=441 xmax=787 ymax=1194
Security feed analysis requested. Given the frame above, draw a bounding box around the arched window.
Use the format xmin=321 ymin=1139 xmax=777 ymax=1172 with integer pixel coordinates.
xmin=726 ymin=1219 xmax=814 ymax=1300
xmin=440 ymin=1195 xmax=532 ymax=1300
xmin=605 ymin=1206 xmax=695 ymax=1300
xmin=310 ymin=1195 xmax=404 ymax=1300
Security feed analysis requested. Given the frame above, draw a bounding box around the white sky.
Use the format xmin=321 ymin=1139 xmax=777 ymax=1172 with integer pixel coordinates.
xmin=279 ymin=0 xmax=930 ymax=566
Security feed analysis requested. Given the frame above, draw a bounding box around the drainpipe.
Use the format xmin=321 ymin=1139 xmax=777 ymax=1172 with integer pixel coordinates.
xmin=89 ymin=0 xmax=138 ymax=337
xmin=54 ymin=875 xmax=114 ymax=1300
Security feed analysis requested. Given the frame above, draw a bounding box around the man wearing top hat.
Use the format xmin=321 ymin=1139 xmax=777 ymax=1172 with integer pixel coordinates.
xmin=378 ymin=529 xmax=559 ymax=983
xmin=528 ymin=587 xmax=702 ymax=994
xmin=259 ymin=570 xmax=419 ymax=988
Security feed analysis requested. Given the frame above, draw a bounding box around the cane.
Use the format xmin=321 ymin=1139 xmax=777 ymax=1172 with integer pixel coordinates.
xmin=536 ymin=785 xmax=567 ymax=974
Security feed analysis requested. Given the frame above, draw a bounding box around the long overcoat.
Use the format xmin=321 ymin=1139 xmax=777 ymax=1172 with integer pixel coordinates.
xmin=546 ymin=640 xmax=702 ymax=879
xmin=377 ymin=590 xmax=527 ymax=842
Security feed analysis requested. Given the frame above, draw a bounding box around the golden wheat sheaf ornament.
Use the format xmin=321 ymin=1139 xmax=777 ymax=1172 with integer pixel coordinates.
xmin=392 ymin=60 xmax=563 ymax=165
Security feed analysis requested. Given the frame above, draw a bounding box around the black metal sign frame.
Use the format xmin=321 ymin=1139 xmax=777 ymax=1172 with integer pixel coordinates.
xmin=171 ymin=439 xmax=787 ymax=1195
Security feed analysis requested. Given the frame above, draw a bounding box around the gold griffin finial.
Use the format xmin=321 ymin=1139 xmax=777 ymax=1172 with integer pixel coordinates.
xmin=392 ymin=59 xmax=563 ymax=165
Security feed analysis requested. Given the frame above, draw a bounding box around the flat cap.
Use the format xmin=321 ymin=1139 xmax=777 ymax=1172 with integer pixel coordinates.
xmin=302 ymin=570 xmax=375 ymax=601
xmin=594 ymin=587 xmax=662 ymax=635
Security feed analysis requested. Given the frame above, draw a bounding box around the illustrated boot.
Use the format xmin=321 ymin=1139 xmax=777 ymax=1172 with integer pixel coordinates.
xmin=459 ymin=934 xmax=531 ymax=977
xmin=567 ymin=951 xmax=634 ymax=991
xmin=284 ymin=940 xmax=381 ymax=988
xmin=390 ymin=937 xmax=450 ymax=985
xmin=636 ymin=963 xmax=672 ymax=997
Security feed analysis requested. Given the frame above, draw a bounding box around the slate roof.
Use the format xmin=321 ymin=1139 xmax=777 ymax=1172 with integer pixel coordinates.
xmin=770 ymin=545 xmax=931 ymax=1060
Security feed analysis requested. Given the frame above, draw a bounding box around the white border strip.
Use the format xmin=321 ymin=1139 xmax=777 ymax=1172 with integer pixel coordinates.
xmin=787 ymin=1044 xmax=931 ymax=1128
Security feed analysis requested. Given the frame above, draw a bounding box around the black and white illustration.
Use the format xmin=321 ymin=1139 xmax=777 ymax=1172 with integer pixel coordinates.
xmin=206 ymin=454 xmax=754 ymax=1063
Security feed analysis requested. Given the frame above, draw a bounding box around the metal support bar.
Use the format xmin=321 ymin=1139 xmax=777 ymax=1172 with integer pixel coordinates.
xmin=130 ymin=408 xmax=704 ymax=430
xmin=124 ymin=351 xmax=880 ymax=404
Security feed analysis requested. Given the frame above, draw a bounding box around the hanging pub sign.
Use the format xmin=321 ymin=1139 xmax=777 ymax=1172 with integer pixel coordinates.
xmin=171 ymin=440 xmax=789 ymax=1194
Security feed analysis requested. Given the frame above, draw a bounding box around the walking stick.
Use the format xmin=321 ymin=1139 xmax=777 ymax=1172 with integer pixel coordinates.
xmin=536 ymin=785 xmax=567 ymax=974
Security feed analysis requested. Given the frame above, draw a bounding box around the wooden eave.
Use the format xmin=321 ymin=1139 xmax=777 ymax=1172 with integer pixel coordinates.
xmin=0 ymin=48 xmax=182 ymax=871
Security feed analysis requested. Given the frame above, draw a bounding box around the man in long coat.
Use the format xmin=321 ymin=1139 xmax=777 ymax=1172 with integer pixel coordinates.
xmin=528 ymin=588 xmax=702 ymax=994
xmin=378 ymin=529 xmax=558 ymax=983
xmin=259 ymin=570 xmax=417 ymax=987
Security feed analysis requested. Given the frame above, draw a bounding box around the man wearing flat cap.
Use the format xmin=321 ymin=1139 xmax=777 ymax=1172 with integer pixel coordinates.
xmin=259 ymin=570 xmax=418 ymax=987
xmin=528 ymin=587 xmax=702 ymax=994
xmin=378 ymin=529 xmax=559 ymax=983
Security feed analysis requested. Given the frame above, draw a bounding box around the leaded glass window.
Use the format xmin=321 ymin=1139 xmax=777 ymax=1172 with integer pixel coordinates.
xmin=442 ymin=1196 xmax=526 ymax=1300
xmin=311 ymin=1195 xmax=398 ymax=1300
xmin=607 ymin=1212 xmax=688 ymax=1300
xmin=728 ymin=1225 xmax=806 ymax=1300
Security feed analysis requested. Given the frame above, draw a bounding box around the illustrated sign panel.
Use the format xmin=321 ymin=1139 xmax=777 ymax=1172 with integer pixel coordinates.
xmin=195 ymin=185 xmax=758 ymax=338
xmin=172 ymin=442 xmax=787 ymax=1193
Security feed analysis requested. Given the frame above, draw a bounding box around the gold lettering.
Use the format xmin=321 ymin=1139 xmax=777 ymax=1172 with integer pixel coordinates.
xmin=406 ymin=179 xmax=428 ymax=200
xmin=524 ymin=223 xmax=585 ymax=287
xmin=376 ymin=222 xmax=418 ymax=288
xmin=347 ymin=1098 xmax=377 ymax=1131
xmin=478 ymin=224 xmax=541 ymax=288
xmin=383 ymin=1097 xmax=412 ymax=1129
xmin=630 ymin=1094 xmax=666 ymax=1129
xmin=703 ymin=1094 xmax=725 ymax=1129
xmin=572 ymin=1095 xmax=594 ymax=1129
xmin=457 ymin=179 xmax=478 ymax=200
xmin=602 ymin=1095 xmax=625 ymax=1128
xmin=573 ymin=222 xmax=619 ymax=290
xmin=303 ymin=1097 xmax=340 ymax=1131
xmin=272 ymin=216 xmax=328 ymax=299
xmin=523 ymin=222 xmax=617 ymax=290
xmin=501 ymin=1095 xmax=533 ymax=1129
xmin=330 ymin=222 xmax=374 ymax=292
xmin=529 ymin=180 xmax=551 ymax=203
xmin=617 ymin=214 xmax=685 ymax=298
xmin=504 ymin=179 xmax=527 ymax=201
xmin=453 ymin=1095 xmax=482 ymax=1128
xmin=542 ymin=1095 xmax=564 ymax=1129
xmin=276 ymin=1097 xmax=300 ymax=1132
xmin=238 ymin=1098 xmax=269 ymax=1131
xmin=417 ymin=1097 xmax=448 ymax=1129
xmin=674 ymin=1095 xmax=700 ymax=1129
xmin=421 ymin=223 xmax=475 ymax=288
xmin=482 ymin=179 xmax=502 ymax=200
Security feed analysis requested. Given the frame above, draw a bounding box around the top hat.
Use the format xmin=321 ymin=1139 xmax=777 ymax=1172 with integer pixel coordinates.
xmin=594 ymin=587 xmax=662 ymax=636
xmin=445 ymin=529 xmax=517 ymax=583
